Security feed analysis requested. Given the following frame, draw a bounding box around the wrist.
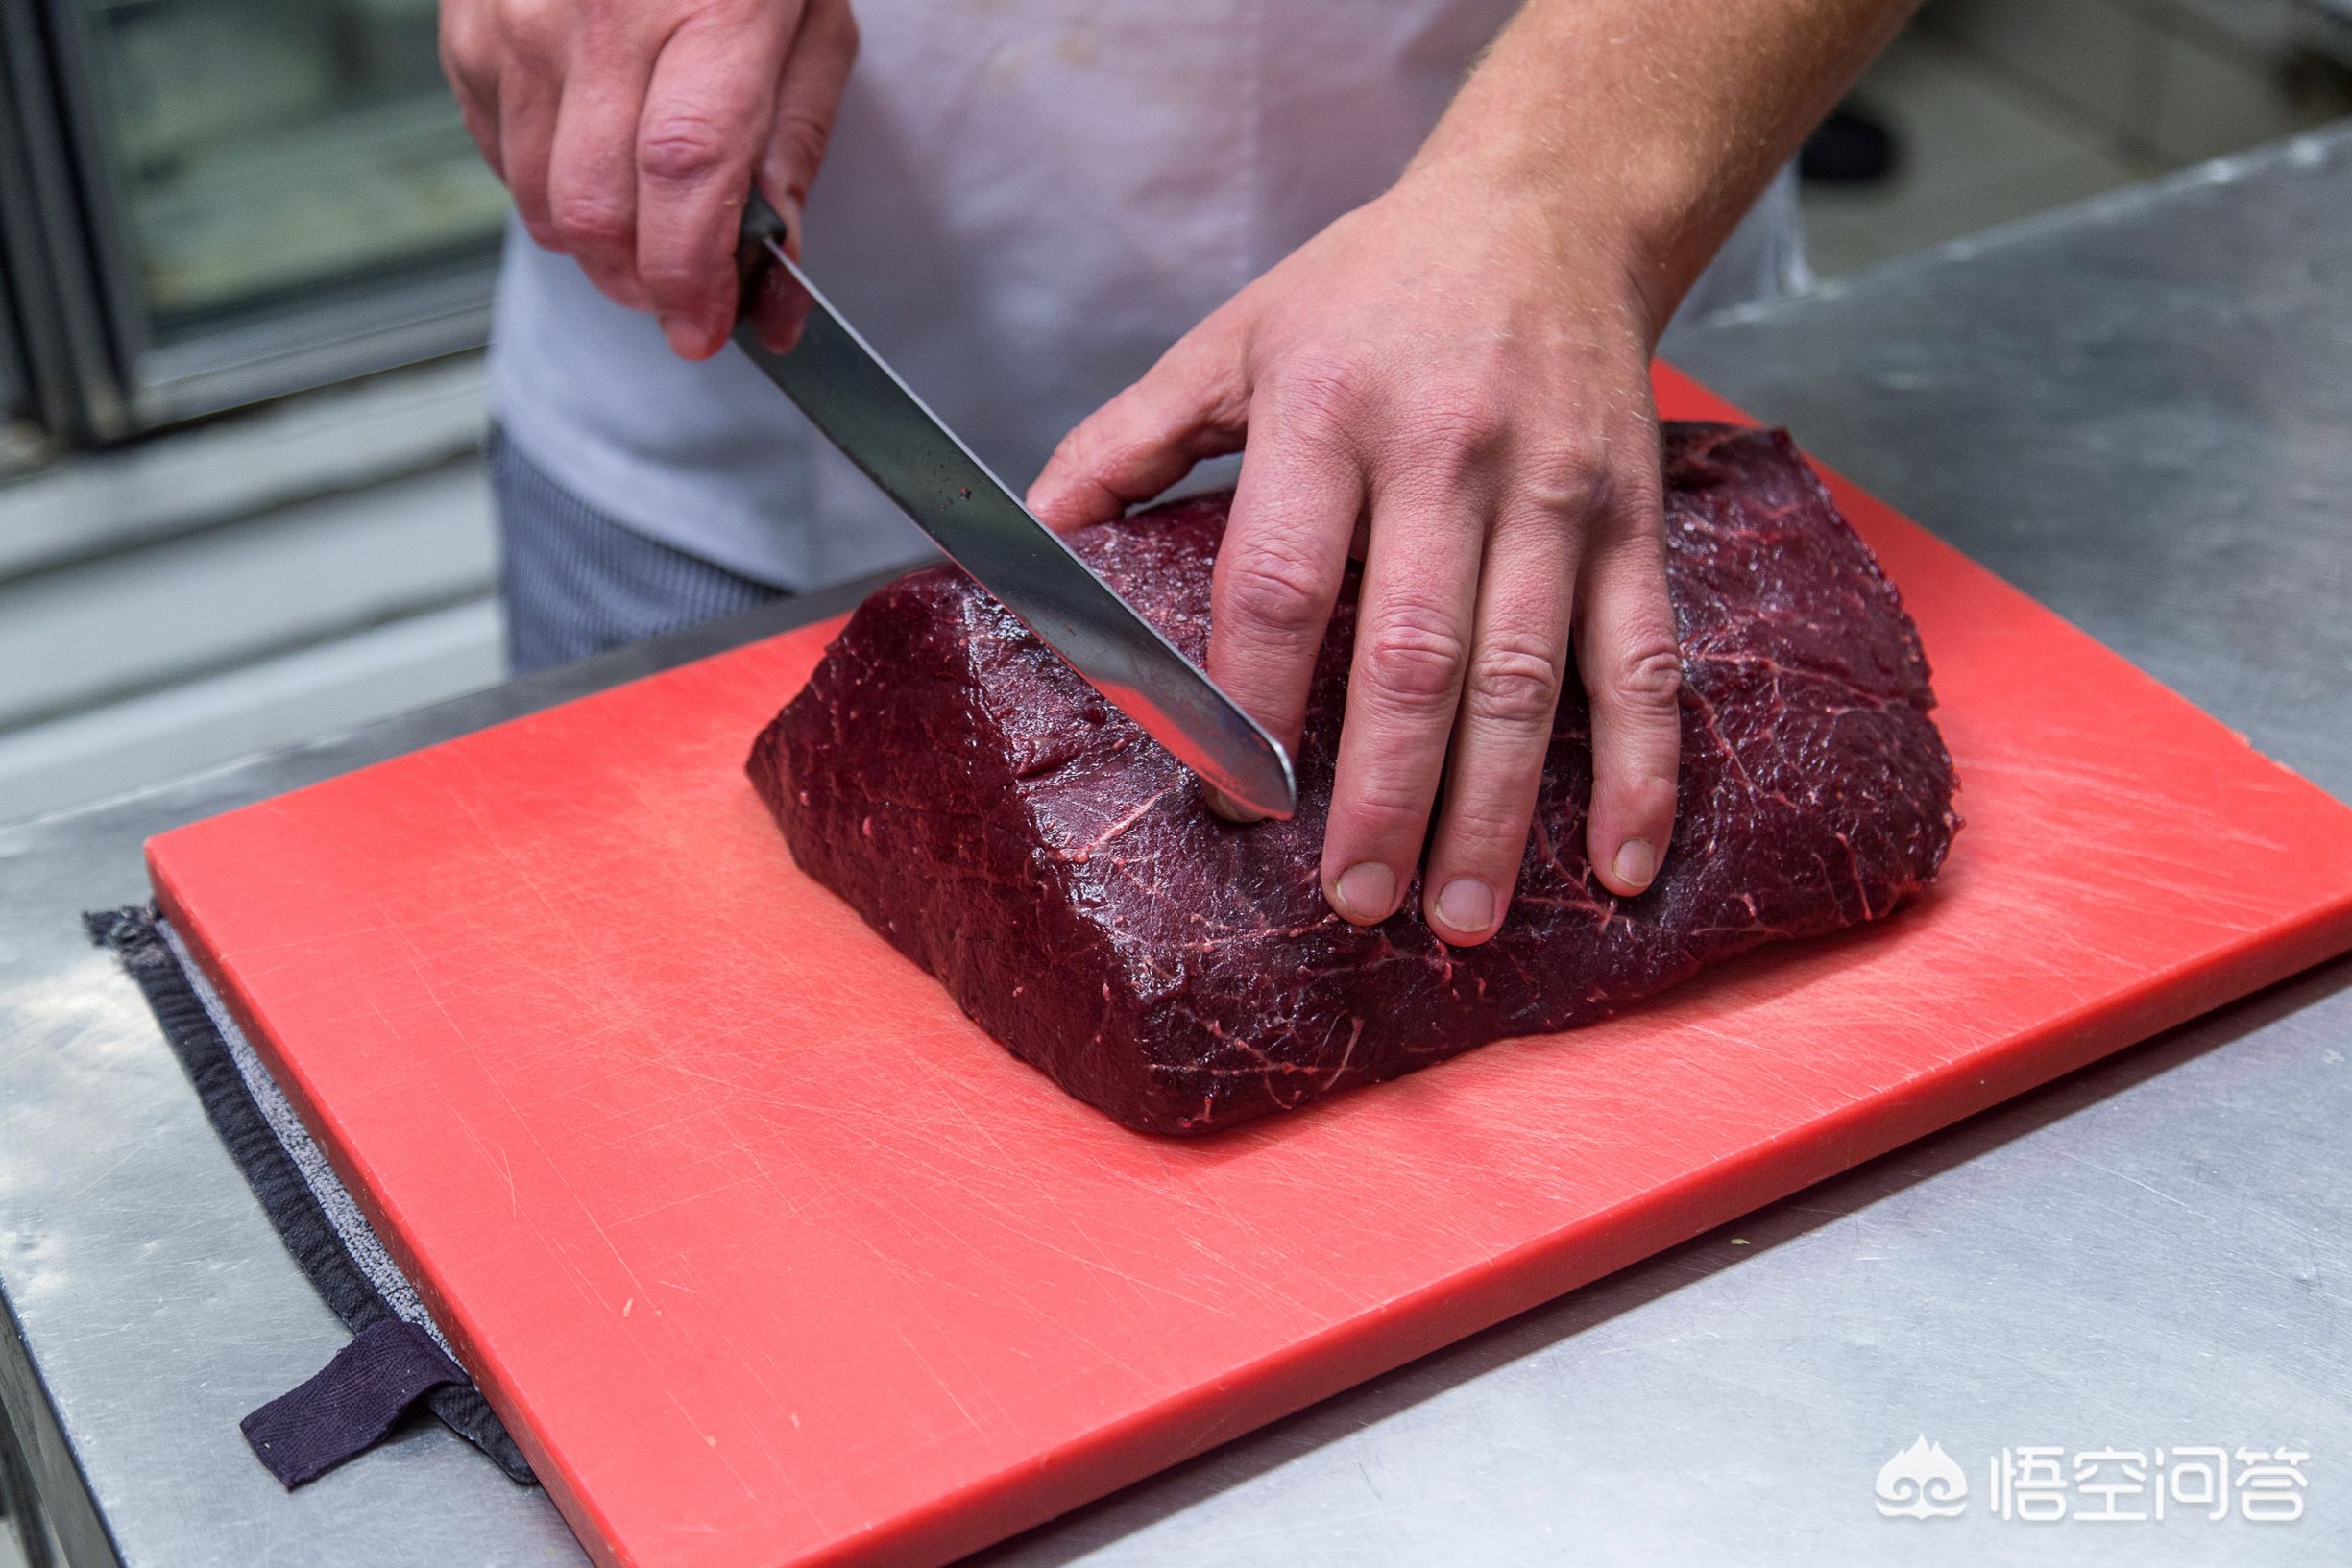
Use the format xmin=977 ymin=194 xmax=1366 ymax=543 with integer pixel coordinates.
xmin=1385 ymin=145 xmax=1677 ymax=349
xmin=1395 ymin=0 xmax=1859 ymax=348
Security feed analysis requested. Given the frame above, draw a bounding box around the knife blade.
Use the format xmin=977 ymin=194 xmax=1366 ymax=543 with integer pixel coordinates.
xmin=731 ymin=198 xmax=1297 ymax=820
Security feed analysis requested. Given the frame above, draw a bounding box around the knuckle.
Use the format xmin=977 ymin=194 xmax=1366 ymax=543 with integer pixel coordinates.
xmin=1464 ymin=636 xmax=1563 ymax=729
xmin=547 ymin=192 xmax=631 ymax=252
xmin=1043 ymin=422 xmax=1089 ymax=474
xmin=499 ymin=0 xmax=566 ymax=57
xmin=1521 ymin=448 xmax=1615 ymax=523
xmin=1149 ymin=341 xmax=1249 ymax=434
xmin=1604 ymin=640 xmax=1686 ymax=712
xmin=638 ymin=113 xmax=735 ymax=183
xmin=1408 ymin=396 xmax=1508 ymax=470
xmin=637 ymin=253 xmax=711 ymax=304
xmin=1360 ymin=613 xmax=1468 ymax=712
xmin=1044 ymin=416 xmax=1114 ymax=491
xmin=441 ymin=22 xmax=505 ymax=92
xmin=1220 ymin=544 xmax=1329 ymax=643
xmin=439 ymin=22 xmax=484 ymax=78
xmin=1269 ymin=354 xmax=1368 ymax=436
xmin=1599 ymin=469 xmax=1670 ymax=542
xmin=768 ymin=110 xmax=836 ymax=186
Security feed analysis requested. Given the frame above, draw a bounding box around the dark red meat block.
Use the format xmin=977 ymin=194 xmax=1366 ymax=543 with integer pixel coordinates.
xmin=748 ymin=423 xmax=1960 ymax=1135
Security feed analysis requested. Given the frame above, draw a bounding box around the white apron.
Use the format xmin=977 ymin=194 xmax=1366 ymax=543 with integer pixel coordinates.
xmin=488 ymin=0 xmax=1807 ymax=590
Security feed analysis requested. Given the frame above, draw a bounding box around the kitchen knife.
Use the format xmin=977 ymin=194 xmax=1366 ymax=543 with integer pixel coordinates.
xmin=732 ymin=196 xmax=1297 ymax=821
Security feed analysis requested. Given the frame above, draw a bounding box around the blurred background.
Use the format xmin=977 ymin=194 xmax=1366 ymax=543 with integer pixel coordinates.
xmin=0 ymin=0 xmax=2347 ymax=833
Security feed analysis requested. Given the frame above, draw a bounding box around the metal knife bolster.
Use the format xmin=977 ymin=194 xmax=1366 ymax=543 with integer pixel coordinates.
xmin=730 ymin=195 xmax=1297 ymax=820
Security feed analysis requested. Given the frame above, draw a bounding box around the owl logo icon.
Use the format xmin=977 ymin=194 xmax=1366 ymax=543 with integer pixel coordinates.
xmin=1876 ymin=1435 xmax=1969 ymax=1519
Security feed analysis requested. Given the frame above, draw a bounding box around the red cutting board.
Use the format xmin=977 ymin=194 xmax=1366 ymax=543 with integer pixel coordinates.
xmin=151 ymin=369 xmax=2352 ymax=1568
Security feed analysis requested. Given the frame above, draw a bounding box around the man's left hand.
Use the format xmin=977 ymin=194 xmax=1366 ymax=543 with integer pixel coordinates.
xmin=1028 ymin=167 xmax=1685 ymax=946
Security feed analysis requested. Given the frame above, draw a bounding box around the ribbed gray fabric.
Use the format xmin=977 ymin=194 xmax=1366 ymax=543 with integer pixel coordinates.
xmin=487 ymin=423 xmax=787 ymax=675
xmin=159 ymin=921 xmax=453 ymax=1359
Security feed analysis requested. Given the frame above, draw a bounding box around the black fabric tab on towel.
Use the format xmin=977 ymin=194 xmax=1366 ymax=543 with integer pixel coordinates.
xmin=243 ymin=1319 xmax=468 ymax=1487
xmin=85 ymin=905 xmax=537 ymax=1485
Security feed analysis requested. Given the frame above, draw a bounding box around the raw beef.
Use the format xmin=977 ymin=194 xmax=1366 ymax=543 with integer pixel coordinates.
xmin=748 ymin=423 xmax=1960 ymax=1134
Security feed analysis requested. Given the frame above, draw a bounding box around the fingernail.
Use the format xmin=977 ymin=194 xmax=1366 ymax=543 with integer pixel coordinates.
xmin=660 ymin=315 xmax=706 ymax=358
xmin=1435 ymin=878 xmax=1494 ymax=935
xmin=1332 ymin=862 xmax=1397 ymax=924
xmin=1612 ymin=838 xmax=1658 ymax=891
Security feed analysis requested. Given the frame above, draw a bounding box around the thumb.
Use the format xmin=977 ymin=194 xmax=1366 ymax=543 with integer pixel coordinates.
xmin=1028 ymin=326 xmax=1250 ymax=532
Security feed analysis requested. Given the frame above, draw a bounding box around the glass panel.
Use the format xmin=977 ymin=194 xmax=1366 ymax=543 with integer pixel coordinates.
xmin=79 ymin=0 xmax=507 ymax=339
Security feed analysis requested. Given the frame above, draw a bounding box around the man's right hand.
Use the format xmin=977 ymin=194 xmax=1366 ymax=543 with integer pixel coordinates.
xmin=441 ymin=0 xmax=858 ymax=359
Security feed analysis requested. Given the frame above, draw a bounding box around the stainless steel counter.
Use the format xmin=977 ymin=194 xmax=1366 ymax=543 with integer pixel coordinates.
xmin=6 ymin=124 xmax=2350 ymax=1568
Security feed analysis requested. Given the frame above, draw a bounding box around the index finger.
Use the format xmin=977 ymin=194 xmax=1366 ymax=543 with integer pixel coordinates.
xmin=635 ymin=13 xmax=794 ymax=358
xmin=1204 ymin=396 xmax=1362 ymax=784
xmin=1319 ymin=472 xmax=1486 ymax=924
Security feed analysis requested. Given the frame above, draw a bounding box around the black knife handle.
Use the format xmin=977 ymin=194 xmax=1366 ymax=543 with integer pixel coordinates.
xmin=733 ymin=188 xmax=794 ymax=323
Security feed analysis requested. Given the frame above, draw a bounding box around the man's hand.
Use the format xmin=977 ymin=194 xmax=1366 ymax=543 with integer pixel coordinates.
xmin=441 ymin=0 xmax=857 ymax=358
xmin=1031 ymin=172 xmax=1678 ymax=946
xmin=1030 ymin=0 xmax=1912 ymax=945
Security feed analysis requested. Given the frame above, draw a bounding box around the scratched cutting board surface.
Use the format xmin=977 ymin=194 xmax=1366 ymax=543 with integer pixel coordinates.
xmin=151 ymin=370 xmax=2352 ymax=1568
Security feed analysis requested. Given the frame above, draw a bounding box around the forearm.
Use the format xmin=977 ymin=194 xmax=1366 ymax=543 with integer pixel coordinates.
xmin=1410 ymin=0 xmax=1918 ymax=338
